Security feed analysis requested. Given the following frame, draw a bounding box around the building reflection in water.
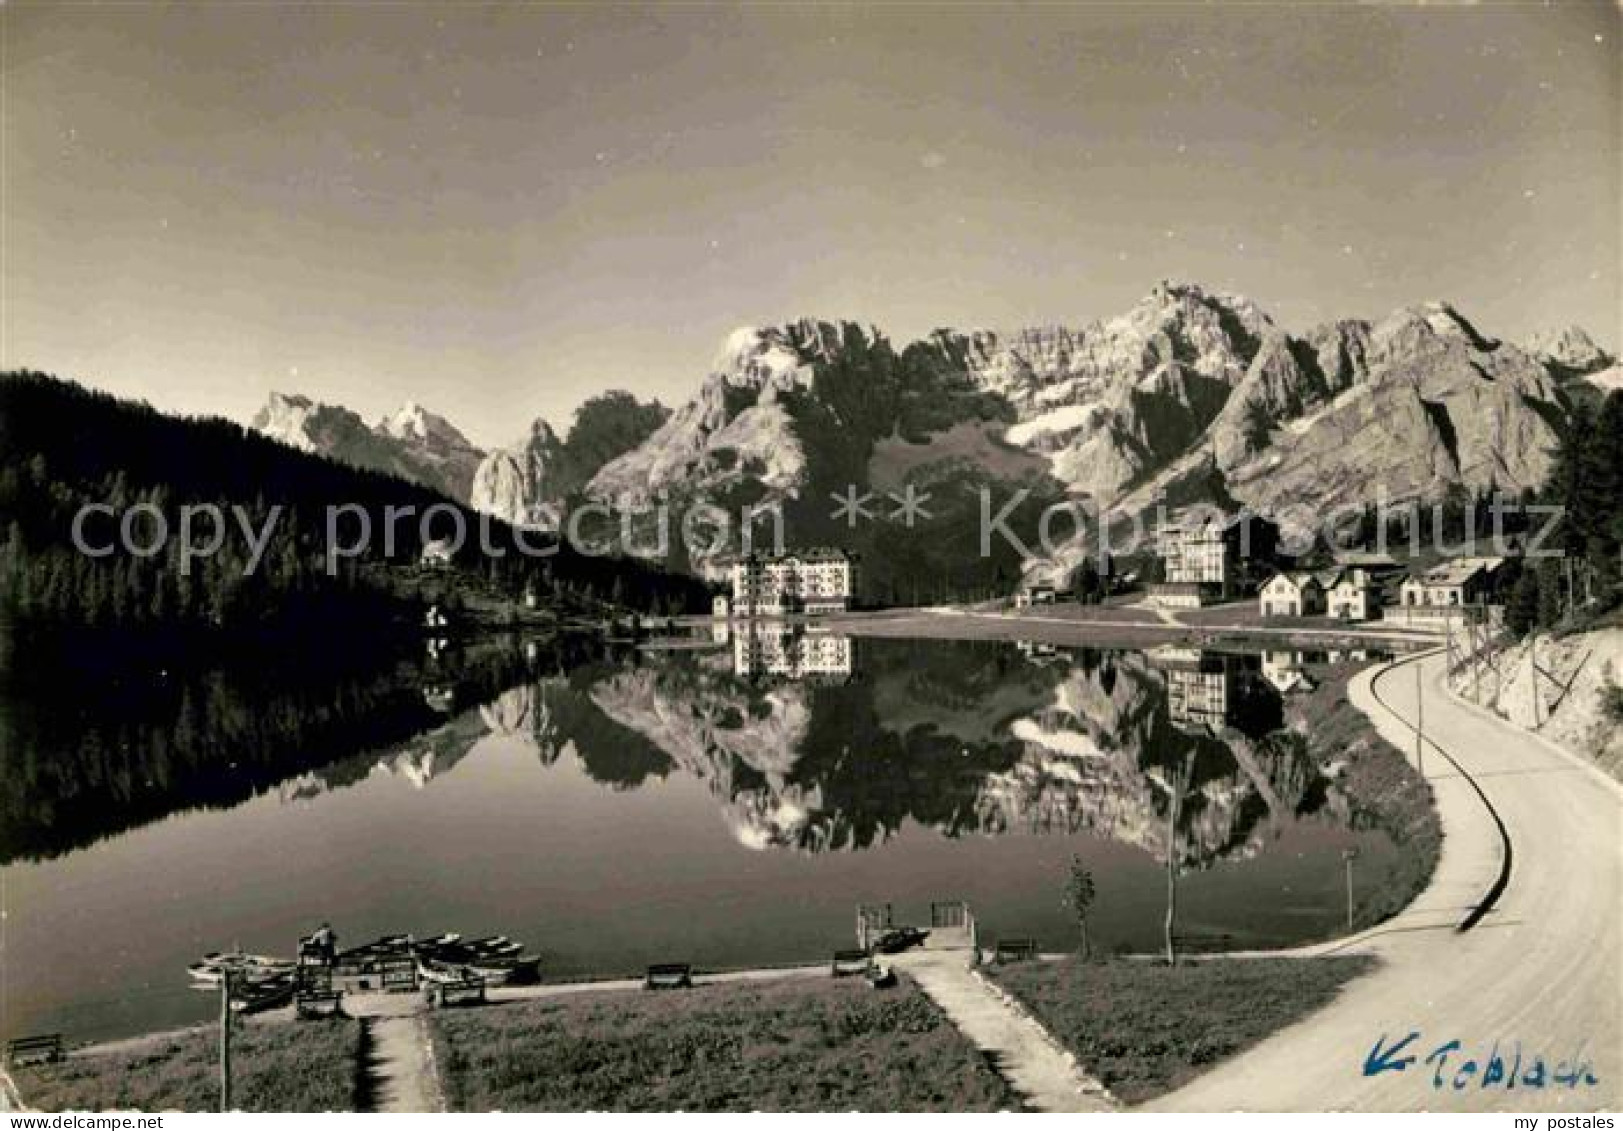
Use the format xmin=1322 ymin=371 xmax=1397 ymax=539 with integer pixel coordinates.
xmin=1260 ymin=648 xmax=1373 ymax=696
xmin=732 ymin=624 xmax=855 ymax=684
xmin=1146 ymin=646 xmax=1282 ymax=738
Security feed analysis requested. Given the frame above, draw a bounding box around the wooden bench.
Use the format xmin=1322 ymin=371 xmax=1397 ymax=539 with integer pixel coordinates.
xmin=295 ymin=991 xmax=344 ymax=1019
xmin=294 ymin=963 xmax=342 ymax=1018
xmin=643 ymin=963 xmax=693 ymax=990
xmin=994 ymin=938 xmax=1039 ymax=963
xmin=6 ymin=1034 xmax=63 ymax=1066
xmin=379 ymin=954 xmax=418 ymax=993
xmin=334 ymin=952 xmax=418 ymax=993
xmin=830 ymin=949 xmax=873 ymax=977
xmin=427 ymin=977 xmax=486 ymax=1008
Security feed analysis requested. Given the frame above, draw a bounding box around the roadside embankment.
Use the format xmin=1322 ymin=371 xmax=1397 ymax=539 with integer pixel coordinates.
xmin=1448 ymin=626 xmax=1623 ymax=784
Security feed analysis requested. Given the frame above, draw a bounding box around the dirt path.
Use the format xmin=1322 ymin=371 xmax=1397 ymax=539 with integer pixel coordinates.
xmin=350 ymin=995 xmax=442 ymax=1113
xmin=892 ymin=950 xmax=1114 ymax=1112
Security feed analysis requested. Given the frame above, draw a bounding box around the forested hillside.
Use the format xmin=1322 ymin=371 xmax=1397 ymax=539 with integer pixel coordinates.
xmin=0 ymin=371 xmax=708 ymax=634
xmin=1505 ymin=389 xmax=1623 ymax=634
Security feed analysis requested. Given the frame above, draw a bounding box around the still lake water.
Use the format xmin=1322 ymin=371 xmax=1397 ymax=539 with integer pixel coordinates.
xmin=2 ymin=627 xmax=1397 ymax=1042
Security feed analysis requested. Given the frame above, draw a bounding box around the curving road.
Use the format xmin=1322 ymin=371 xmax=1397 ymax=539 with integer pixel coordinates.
xmin=1152 ymin=649 xmax=1622 ymax=1112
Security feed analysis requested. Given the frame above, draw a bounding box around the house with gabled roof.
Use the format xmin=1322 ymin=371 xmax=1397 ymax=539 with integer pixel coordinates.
xmin=1326 ymin=568 xmax=1382 ymax=621
xmin=1259 ymin=571 xmax=1326 ymax=618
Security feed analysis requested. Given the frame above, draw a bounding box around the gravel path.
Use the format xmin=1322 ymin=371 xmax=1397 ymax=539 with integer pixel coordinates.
xmin=892 ymin=950 xmax=1114 ymax=1112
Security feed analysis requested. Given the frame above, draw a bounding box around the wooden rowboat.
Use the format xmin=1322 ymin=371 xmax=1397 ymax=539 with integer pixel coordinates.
xmin=231 ymin=973 xmax=296 ymax=1014
xmin=188 ymin=952 xmax=295 ymax=986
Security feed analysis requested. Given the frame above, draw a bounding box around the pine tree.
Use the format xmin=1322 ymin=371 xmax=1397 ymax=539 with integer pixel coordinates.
xmin=1506 ymin=569 xmax=1540 ymax=636
xmin=1536 ymin=560 xmax=1564 ymax=629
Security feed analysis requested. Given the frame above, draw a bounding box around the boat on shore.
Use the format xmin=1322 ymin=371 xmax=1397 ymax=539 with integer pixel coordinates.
xmin=230 ymin=973 xmax=297 ymax=1014
xmin=187 ymin=930 xmax=542 ymax=993
xmin=187 ymin=952 xmax=296 ymax=987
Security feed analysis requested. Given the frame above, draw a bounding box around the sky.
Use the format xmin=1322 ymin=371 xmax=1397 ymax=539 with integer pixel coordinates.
xmin=3 ymin=2 xmax=1618 ymax=450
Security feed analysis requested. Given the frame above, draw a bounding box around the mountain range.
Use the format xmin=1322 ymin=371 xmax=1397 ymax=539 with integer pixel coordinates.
xmin=251 ymin=282 xmax=1615 ymax=584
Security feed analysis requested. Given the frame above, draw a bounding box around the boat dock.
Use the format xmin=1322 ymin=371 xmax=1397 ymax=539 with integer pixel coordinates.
xmin=856 ymin=901 xmax=977 ymax=952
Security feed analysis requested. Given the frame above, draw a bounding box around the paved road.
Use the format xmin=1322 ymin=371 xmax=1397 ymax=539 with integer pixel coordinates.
xmin=1153 ymin=650 xmax=1622 ymax=1112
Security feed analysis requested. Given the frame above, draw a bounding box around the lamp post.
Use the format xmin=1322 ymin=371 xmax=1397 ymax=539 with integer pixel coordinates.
xmin=1342 ymin=848 xmax=1360 ymax=931
xmin=218 ymin=967 xmax=233 ymax=1113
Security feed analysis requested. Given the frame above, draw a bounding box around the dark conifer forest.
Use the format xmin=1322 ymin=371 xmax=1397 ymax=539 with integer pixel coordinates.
xmin=0 ymin=371 xmax=710 ymax=635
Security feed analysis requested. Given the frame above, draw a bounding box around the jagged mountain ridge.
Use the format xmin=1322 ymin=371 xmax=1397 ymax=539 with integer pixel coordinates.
xmin=586 ymin=284 xmax=1589 ymax=542
xmin=251 ymin=392 xmax=486 ymax=502
xmin=252 ymin=285 xmax=1607 ymax=565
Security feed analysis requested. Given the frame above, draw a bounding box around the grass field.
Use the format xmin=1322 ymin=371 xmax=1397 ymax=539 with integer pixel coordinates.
xmin=12 ymin=1018 xmax=361 ymax=1112
xmin=431 ymin=975 xmax=1016 ymax=1112
xmin=987 ymin=956 xmax=1376 ymax=1104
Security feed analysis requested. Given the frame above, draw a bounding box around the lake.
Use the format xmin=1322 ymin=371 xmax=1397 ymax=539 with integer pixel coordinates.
xmin=1 ymin=625 xmax=1398 ymax=1042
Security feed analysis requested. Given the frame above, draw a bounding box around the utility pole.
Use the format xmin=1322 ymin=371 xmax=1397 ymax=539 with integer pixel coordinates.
xmin=1342 ymin=848 xmax=1359 ymax=931
xmin=1530 ymin=634 xmax=1543 ymax=728
xmin=1414 ymin=658 xmax=1425 ymax=780
xmin=1470 ymin=611 xmax=1482 ymax=705
xmin=219 ymin=967 xmax=233 ymax=1113
xmin=1164 ymin=749 xmax=1194 ymax=967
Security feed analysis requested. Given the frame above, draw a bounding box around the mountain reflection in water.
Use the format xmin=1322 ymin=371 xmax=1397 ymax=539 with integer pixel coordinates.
xmin=282 ymin=627 xmax=1377 ymax=871
xmin=3 ymin=626 xmax=1402 ymax=1043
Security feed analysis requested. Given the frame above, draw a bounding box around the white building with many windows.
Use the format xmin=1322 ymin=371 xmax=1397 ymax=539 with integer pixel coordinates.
xmin=728 ymin=548 xmax=856 ymax=616
xmin=1150 ymin=513 xmax=1280 ymax=609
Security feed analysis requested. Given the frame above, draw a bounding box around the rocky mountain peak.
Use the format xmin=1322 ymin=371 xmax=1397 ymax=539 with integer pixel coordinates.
xmin=249 ymin=391 xmax=361 ymax=454
xmin=470 ymin=418 xmax=564 ymax=528
xmin=712 ymin=319 xmax=883 ymax=390
xmin=1527 ymin=325 xmax=1612 ymax=375
xmin=1368 ymin=301 xmax=1495 ymax=364
xmin=376 ymin=400 xmax=477 ymax=453
xmin=249 ymin=390 xmax=484 ymax=502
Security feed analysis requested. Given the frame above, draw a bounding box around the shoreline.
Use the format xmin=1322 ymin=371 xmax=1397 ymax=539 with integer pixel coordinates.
xmin=1147 ymin=647 xmax=1623 ymax=1111
xmin=33 ymin=643 xmax=1448 ymax=1085
xmin=826 ymin=605 xmax=1442 ymax=652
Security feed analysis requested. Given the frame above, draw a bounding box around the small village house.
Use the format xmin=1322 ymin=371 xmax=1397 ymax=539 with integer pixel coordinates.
xmin=1326 ymin=569 xmax=1382 ymax=621
xmin=1259 ymin=571 xmax=1327 ymax=618
xmin=1013 ymin=582 xmax=1058 ymax=609
xmin=1399 ymin=557 xmax=1506 ymax=610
